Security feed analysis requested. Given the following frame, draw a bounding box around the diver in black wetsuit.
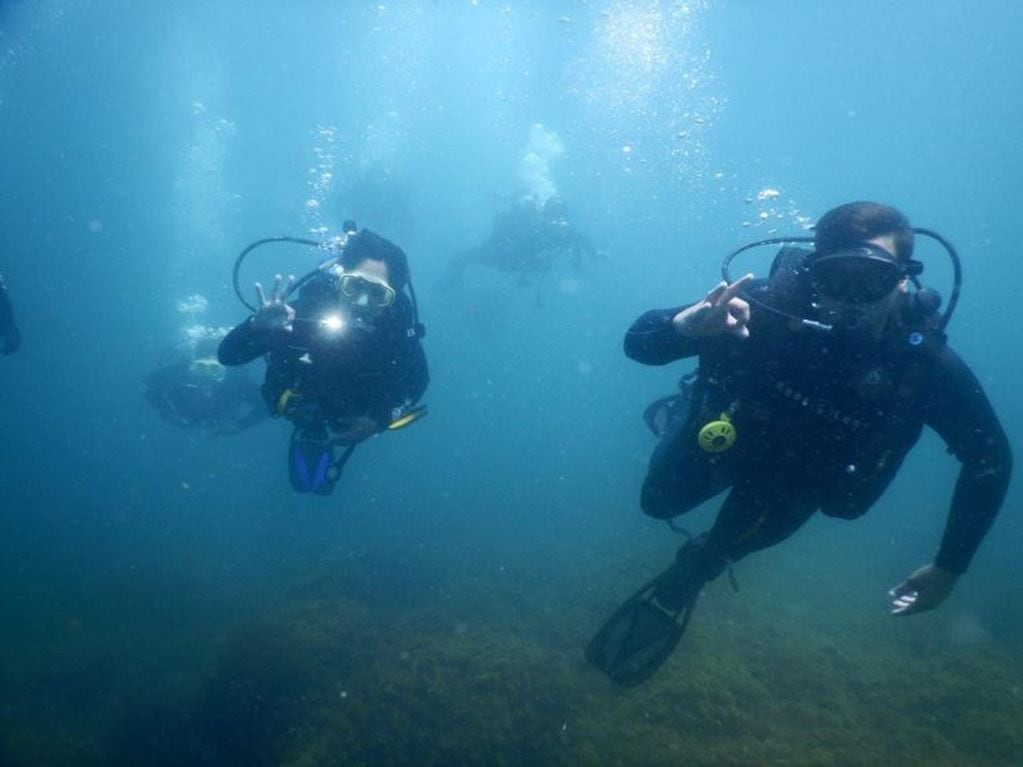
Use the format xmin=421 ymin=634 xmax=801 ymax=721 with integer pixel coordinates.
xmin=587 ymin=201 xmax=1011 ymax=686
xmin=443 ymin=195 xmax=598 ymax=286
xmin=0 ymin=271 xmax=22 ymax=355
xmin=144 ymin=331 xmax=267 ymax=435
xmin=218 ymin=228 xmax=428 ymax=495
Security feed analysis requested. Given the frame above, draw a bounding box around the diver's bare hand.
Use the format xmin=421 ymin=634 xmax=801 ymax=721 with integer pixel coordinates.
xmin=253 ymin=274 xmax=296 ymax=333
xmin=889 ymin=564 xmax=958 ymax=616
xmin=673 ymin=274 xmax=754 ymax=340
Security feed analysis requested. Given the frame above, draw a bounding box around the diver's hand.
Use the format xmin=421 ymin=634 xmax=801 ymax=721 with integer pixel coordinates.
xmin=889 ymin=564 xmax=958 ymax=616
xmin=252 ymin=274 xmax=296 ymax=333
xmin=334 ymin=416 xmax=381 ymax=445
xmin=673 ymin=274 xmax=754 ymax=340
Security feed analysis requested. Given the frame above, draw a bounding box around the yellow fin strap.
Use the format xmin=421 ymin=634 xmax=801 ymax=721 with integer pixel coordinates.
xmin=388 ymin=404 xmax=428 ymax=431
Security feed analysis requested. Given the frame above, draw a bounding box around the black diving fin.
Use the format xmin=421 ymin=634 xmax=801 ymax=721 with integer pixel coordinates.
xmin=587 ymin=533 xmax=720 ymax=686
xmin=585 ymin=577 xmax=698 ymax=687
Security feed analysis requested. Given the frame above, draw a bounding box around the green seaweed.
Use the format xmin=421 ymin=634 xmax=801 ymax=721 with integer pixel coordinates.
xmin=4 ymin=566 xmax=1023 ymax=766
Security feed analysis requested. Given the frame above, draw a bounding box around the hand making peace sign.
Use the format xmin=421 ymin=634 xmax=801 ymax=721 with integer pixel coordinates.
xmin=672 ymin=273 xmax=754 ymax=340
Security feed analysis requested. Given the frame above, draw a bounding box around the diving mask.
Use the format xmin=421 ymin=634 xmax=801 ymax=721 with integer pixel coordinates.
xmin=338 ymin=271 xmax=396 ymax=310
xmin=810 ymin=244 xmax=922 ymax=304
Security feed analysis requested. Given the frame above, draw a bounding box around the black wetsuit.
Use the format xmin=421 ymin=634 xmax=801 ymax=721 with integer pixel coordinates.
xmin=0 ymin=272 xmax=21 ymax=355
xmin=218 ymin=272 xmax=428 ymax=430
xmin=626 ymin=276 xmax=1011 ymax=576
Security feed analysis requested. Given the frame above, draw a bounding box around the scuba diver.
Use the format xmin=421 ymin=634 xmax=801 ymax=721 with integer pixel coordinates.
xmin=587 ymin=201 xmax=1011 ymax=686
xmin=0 ymin=271 xmax=22 ymax=355
xmin=144 ymin=326 xmax=267 ymax=435
xmin=442 ymin=194 xmax=599 ymax=289
xmin=218 ymin=226 xmax=428 ymax=496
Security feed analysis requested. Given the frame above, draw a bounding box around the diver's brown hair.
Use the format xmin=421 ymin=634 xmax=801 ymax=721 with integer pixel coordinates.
xmin=814 ymin=202 xmax=914 ymax=261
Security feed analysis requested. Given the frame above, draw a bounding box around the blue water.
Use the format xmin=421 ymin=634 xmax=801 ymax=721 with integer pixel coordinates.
xmin=1 ymin=2 xmax=1020 ymax=764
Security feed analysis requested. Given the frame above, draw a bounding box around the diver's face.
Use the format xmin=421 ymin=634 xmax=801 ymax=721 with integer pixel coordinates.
xmin=352 ymin=258 xmax=389 ymax=285
xmin=338 ymin=258 xmax=395 ymax=317
xmin=816 ymin=285 xmax=904 ymax=339
xmin=813 ymin=235 xmax=906 ymax=339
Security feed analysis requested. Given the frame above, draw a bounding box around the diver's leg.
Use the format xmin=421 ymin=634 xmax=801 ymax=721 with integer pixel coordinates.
xmin=641 ymin=408 xmax=733 ymax=519
xmin=288 ymin=420 xmax=335 ymax=494
xmin=654 ymin=477 xmax=819 ymax=610
xmin=706 ymin=477 xmax=820 ymax=563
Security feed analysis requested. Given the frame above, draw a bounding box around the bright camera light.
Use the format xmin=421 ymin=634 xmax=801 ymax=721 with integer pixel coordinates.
xmin=320 ymin=313 xmax=345 ymax=333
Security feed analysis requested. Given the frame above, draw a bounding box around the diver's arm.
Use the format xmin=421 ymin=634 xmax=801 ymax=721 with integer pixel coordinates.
xmin=219 ymin=275 xmax=301 ymax=366
xmin=217 ymin=318 xmax=276 ymax=366
xmin=885 ymin=347 xmax=1009 ymax=617
xmin=924 ymin=347 xmax=1012 ymax=575
xmin=624 ymin=306 xmax=703 ymax=364
xmin=889 ymin=564 xmax=958 ymax=616
xmin=625 ymin=276 xmax=754 ymax=365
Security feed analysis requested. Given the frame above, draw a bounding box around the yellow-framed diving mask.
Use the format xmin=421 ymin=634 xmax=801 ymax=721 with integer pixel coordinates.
xmin=338 ymin=271 xmax=396 ymax=310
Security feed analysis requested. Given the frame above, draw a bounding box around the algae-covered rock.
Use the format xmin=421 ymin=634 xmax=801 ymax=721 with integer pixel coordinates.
xmin=9 ymin=565 xmax=1023 ymax=766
